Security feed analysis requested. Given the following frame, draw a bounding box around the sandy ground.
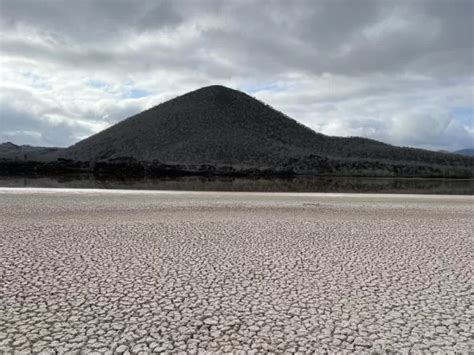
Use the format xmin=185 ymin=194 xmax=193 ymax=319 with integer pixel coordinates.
xmin=0 ymin=188 xmax=473 ymax=354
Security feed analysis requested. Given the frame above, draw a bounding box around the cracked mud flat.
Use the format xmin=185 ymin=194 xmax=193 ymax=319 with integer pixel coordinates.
xmin=1 ymin=188 xmax=473 ymax=354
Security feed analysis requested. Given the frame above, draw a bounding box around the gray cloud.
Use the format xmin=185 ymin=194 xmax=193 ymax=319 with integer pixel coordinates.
xmin=0 ymin=0 xmax=472 ymax=150
xmin=0 ymin=0 xmax=183 ymax=43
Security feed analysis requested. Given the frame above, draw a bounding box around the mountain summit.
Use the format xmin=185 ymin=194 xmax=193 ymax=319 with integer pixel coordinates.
xmin=65 ymin=85 xmax=330 ymax=166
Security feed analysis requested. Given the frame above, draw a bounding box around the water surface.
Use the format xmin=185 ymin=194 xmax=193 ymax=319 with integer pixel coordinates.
xmin=0 ymin=175 xmax=472 ymax=194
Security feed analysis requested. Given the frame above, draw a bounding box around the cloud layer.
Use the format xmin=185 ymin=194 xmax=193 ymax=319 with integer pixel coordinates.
xmin=1 ymin=0 xmax=473 ymax=150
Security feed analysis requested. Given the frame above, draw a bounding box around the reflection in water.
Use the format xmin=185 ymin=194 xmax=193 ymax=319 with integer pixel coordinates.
xmin=0 ymin=175 xmax=473 ymax=194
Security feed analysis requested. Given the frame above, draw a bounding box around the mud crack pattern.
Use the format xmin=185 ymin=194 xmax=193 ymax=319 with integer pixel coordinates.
xmin=1 ymin=190 xmax=473 ymax=354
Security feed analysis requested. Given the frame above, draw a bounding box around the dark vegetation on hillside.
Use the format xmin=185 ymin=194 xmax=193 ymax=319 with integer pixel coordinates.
xmin=1 ymin=85 xmax=473 ymax=178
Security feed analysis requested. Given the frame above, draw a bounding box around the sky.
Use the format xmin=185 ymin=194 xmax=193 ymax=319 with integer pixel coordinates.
xmin=0 ymin=0 xmax=473 ymax=151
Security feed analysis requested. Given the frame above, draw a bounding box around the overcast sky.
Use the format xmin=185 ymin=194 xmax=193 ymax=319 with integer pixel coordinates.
xmin=0 ymin=0 xmax=473 ymax=150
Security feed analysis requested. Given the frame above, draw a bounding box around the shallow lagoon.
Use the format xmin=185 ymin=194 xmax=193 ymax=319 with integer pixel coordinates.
xmin=0 ymin=175 xmax=472 ymax=194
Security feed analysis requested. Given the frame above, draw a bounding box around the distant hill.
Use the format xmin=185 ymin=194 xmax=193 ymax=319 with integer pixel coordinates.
xmin=0 ymin=142 xmax=20 ymax=153
xmin=453 ymin=149 xmax=474 ymax=157
xmin=0 ymin=142 xmax=62 ymax=161
xmin=1 ymin=85 xmax=473 ymax=177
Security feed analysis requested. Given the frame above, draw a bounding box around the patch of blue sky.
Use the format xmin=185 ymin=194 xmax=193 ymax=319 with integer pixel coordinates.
xmin=241 ymin=82 xmax=283 ymax=94
xmin=451 ymin=106 xmax=473 ymax=126
xmin=120 ymin=79 xmax=152 ymax=99
xmin=22 ymin=71 xmax=50 ymax=90
xmin=87 ymin=79 xmax=151 ymax=99
xmin=125 ymin=88 xmax=151 ymax=99
xmin=87 ymin=79 xmax=109 ymax=90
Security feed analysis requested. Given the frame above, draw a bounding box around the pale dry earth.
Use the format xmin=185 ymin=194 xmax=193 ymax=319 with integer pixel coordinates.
xmin=0 ymin=188 xmax=473 ymax=354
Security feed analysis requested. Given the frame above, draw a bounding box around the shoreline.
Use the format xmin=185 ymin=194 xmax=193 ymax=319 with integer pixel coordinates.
xmin=1 ymin=186 xmax=473 ymax=199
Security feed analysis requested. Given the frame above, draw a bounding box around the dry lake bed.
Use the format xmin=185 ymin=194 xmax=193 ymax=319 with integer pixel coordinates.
xmin=0 ymin=188 xmax=473 ymax=354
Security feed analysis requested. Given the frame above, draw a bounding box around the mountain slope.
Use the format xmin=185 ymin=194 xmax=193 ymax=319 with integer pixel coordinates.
xmin=65 ymin=85 xmax=473 ymax=175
